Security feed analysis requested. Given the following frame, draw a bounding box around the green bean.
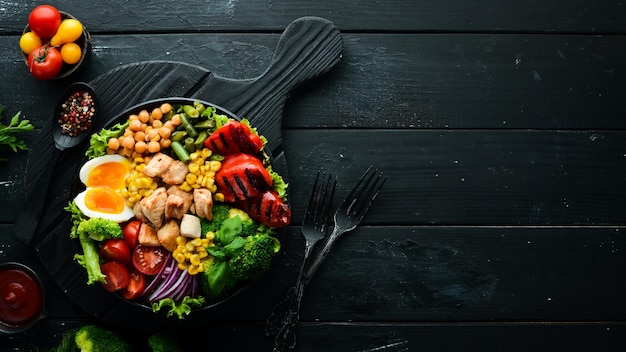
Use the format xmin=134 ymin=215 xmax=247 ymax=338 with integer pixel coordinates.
xmin=194 ymin=118 xmax=215 ymax=129
xmin=171 ymin=141 xmax=191 ymax=162
xmin=194 ymin=130 xmax=208 ymax=149
xmin=171 ymin=130 xmax=187 ymax=142
xmin=178 ymin=113 xmax=198 ymax=138
xmin=193 ymin=101 xmax=206 ymax=115
xmin=183 ymin=105 xmax=200 ymax=118
xmin=184 ymin=137 xmax=196 ymax=153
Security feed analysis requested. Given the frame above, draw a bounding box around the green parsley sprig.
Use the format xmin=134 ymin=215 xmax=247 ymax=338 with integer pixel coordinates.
xmin=0 ymin=105 xmax=35 ymax=161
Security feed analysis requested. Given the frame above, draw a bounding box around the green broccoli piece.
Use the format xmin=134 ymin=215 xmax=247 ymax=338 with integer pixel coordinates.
xmin=199 ymin=203 xmax=231 ymax=235
xmin=229 ymin=234 xmax=280 ymax=281
xmin=74 ymin=231 xmax=106 ymax=285
xmin=76 ymin=217 xmax=123 ymax=241
xmin=227 ymin=207 xmax=260 ymax=236
xmin=70 ymin=217 xmax=122 ymax=285
xmin=74 ymin=325 xmax=132 ymax=352
xmin=198 ymin=257 xmax=238 ymax=299
xmin=147 ymin=331 xmax=183 ymax=352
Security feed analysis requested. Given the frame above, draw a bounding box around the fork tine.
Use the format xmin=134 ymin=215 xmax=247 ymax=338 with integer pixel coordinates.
xmin=345 ymin=166 xmax=386 ymax=220
xmin=318 ymin=174 xmax=337 ymax=232
xmin=304 ymin=172 xmax=322 ymax=222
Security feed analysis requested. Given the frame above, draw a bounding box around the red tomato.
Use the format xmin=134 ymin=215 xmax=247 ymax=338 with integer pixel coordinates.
xmin=123 ymin=220 xmax=142 ymax=248
xmin=99 ymin=239 xmax=131 ymax=265
xmin=27 ymin=46 xmax=63 ymax=80
xmin=28 ymin=5 xmax=61 ymax=39
xmin=100 ymin=262 xmax=130 ymax=293
xmin=120 ymin=268 xmax=146 ymax=300
xmin=132 ymin=245 xmax=167 ymax=276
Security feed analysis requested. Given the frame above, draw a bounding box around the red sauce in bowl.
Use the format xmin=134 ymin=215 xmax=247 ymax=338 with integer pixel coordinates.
xmin=0 ymin=265 xmax=43 ymax=327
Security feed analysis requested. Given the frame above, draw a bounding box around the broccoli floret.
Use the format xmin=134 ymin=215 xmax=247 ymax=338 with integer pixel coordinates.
xmin=229 ymin=234 xmax=280 ymax=280
xmin=74 ymin=325 xmax=132 ymax=352
xmin=200 ymin=203 xmax=231 ymax=235
xmin=147 ymin=331 xmax=183 ymax=352
xmin=76 ymin=217 xmax=123 ymax=241
xmin=74 ymin=231 xmax=106 ymax=285
xmin=198 ymin=257 xmax=238 ymax=299
xmin=227 ymin=207 xmax=259 ymax=236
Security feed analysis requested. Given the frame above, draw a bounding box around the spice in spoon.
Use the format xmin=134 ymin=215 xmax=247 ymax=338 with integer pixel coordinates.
xmin=58 ymin=90 xmax=95 ymax=136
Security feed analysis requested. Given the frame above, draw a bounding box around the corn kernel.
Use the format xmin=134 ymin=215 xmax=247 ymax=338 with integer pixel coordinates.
xmin=214 ymin=193 xmax=224 ymax=202
xmin=178 ymin=262 xmax=188 ymax=270
xmin=186 ymin=173 xmax=197 ymax=184
xmin=188 ymin=163 xmax=200 ymax=174
xmin=176 ymin=236 xmax=187 ymax=246
xmin=188 ymin=265 xmax=199 ymax=276
xmin=180 ymin=182 xmax=192 ymax=192
xmin=174 ymin=253 xmax=186 ymax=263
xmin=190 ymin=254 xmax=200 ymax=266
xmin=201 ymin=148 xmax=212 ymax=158
xmin=209 ymin=160 xmax=221 ymax=172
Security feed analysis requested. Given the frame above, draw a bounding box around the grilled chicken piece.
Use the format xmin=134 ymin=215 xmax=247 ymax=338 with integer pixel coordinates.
xmin=165 ymin=185 xmax=194 ymax=219
xmin=157 ymin=220 xmax=180 ymax=251
xmin=162 ymin=160 xmax=189 ymax=185
xmin=139 ymin=187 xmax=167 ymax=228
xmin=193 ymin=188 xmax=213 ymax=220
xmin=142 ymin=152 xmax=174 ymax=177
xmin=138 ymin=223 xmax=160 ymax=246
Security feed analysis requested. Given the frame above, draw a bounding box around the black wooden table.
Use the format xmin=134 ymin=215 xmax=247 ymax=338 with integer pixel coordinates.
xmin=1 ymin=1 xmax=626 ymax=351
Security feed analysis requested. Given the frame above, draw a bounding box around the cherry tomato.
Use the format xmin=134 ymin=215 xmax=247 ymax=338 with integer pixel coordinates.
xmin=100 ymin=262 xmax=130 ymax=293
xmin=132 ymin=245 xmax=167 ymax=276
xmin=120 ymin=268 xmax=146 ymax=300
xmin=123 ymin=220 xmax=142 ymax=249
xmin=19 ymin=32 xmax=42 ymax=55
xmin=28 ymin=5 xmax=61 ymax=39
xmin=60 ymin=42 xmax=82 ymax=64
xmin=99 ymin=239 xmax=131 ymax=265
xmin=27 ymin=45 xmax=63 ymax=80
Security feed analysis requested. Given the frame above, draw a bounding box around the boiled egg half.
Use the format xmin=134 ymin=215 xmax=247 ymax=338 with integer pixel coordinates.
xmin=74 ymin=154 xmax=134 ymax=222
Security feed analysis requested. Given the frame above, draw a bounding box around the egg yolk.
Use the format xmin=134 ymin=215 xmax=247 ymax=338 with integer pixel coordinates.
xmin=86 ymin=161 xmax=128 ymax=189
xmin=84 ymin=187 xmax=126 ymax=214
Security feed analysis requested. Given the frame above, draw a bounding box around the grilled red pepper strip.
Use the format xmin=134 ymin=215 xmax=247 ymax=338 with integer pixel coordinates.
xmin=215 ymin=153 xmax=273 ymax=202
xmin=204 ymin=120 xmax=264 ymax=156
xmin=236 ymin=189 xmax=291 ymax=227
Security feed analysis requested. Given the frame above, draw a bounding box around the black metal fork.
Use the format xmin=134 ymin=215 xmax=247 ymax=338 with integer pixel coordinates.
xmin=272 ymin=166 xmax=386 ymax=351
xmin=266 ymin=172 xmax=336 ymax=344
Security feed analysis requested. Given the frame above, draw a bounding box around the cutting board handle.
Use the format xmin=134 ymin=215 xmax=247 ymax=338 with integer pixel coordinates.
xmin=192 ymin=16 xmax=344 ymax=155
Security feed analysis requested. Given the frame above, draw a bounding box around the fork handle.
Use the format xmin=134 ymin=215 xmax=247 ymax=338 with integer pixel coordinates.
xmin=273 ymin=277 xmax=308 ymax=351
xmin=302 ymin=227 xmax=345 ymax=286
xmin=266 ymin=241 xmax=316 ymax=337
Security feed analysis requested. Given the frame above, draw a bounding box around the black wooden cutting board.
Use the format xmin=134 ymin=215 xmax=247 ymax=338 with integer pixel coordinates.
xmin=32 ymin=16 xmax=342 ymax=330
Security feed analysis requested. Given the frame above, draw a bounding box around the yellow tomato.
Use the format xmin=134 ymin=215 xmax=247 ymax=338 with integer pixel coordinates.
xmin=50 ymin=19 xmax=83 ymax=46
xmin=60 ymin=42 xmax=82 ymax=64
xmin=19 ymin=31 xmax=42 ymax=55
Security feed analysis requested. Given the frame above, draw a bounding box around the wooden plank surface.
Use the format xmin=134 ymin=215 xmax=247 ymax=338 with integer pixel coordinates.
xmin=2 ymin=0 xmax=625 ymax=33
xmin=1 ymin=1 xmax=625 ymax=350
xmin=2 ymin=33 xmax=626 ymax=223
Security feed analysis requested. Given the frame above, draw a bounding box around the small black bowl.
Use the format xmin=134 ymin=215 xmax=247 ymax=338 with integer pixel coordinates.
xmin=0 ymin=262 xmax=46 ymax=334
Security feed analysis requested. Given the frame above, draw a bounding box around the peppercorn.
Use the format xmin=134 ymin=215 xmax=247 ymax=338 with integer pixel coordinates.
xmin=57 ymin=90 xmax=96 ymax=136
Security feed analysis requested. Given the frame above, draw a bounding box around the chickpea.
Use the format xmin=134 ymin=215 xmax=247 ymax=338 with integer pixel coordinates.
xmin=129 ymin=119 xmax=142 ymax=132
xmin=138 ymin=109 xmax=150 ymax=123
xmin=133 ymin=131 xmax=146 ymax=142
xmin=160 ymin=103 xmax=172 ymax=115
xmin=107 ymin=137 xmax=120 ymax=150
xmin=135 ymin=141 xmax=148 ymax=154
xmin=122 ymin=136 xmax=135 ymax=150
xmin=147 ymin=140 xmax=160 ymax=153
xmin=151 ymin=107 xmax=163 ymax=120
